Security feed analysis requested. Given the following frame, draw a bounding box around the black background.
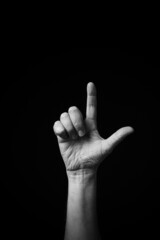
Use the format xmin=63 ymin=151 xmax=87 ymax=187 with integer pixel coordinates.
xmin=1 ymin=47 xmax=158 ymax=239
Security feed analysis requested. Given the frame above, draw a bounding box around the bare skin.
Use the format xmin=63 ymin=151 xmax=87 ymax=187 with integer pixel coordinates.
xmin=53 ymin=82 xmax=134 ymax=172
xmin=53 ymin=82 xmax=134 ymax=240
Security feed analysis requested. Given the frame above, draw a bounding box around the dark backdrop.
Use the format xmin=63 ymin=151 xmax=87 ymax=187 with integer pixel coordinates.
xmin=1 ymin=48 xmax=158 ymax=239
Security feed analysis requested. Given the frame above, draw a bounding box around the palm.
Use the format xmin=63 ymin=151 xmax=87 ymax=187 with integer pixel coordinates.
xmin=54 ymin=82 xmax=134 ymax=171
xmin=58 ymin=119 xmax=106 ymax=171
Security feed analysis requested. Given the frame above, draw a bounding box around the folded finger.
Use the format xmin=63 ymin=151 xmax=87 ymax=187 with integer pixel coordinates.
xmin=68 ymin=106 xmax=86 ymax=137
xmin=53 ymin=120 xmax=69 ymax=139
xmin=60 ymin=112 xmax=78 ymax=139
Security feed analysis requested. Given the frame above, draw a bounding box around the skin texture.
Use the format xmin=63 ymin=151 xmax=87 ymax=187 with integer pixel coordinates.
xmin=53 ymin=82 xmax=134 ymax=172
xmin=53 ymin=82 xmax=134 ymax=240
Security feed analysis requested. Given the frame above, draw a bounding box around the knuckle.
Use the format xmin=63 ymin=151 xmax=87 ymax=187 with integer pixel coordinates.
xmin=60 ymin=112 xmax=68 ymax=119
xmin=54 ymin=120 xmax=60 ymax=125
xmin=53 ymin=122 xmax=60 ymax=132
xmin=53 ymin=121 xmax=59 ymax=129
xmin=68 ymin=106 xmax=78 ymax=112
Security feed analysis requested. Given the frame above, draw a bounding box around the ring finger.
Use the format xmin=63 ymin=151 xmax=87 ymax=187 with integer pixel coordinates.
xmin=60 ymin=112 xmax=78 ymax=140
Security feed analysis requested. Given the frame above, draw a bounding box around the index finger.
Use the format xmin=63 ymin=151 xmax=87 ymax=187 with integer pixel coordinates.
xmin=86 ymin=82 xmax=97 ymax=125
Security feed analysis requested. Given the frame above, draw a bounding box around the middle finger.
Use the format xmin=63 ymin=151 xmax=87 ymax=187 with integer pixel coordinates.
xmin=68 ymin=106 xmax=86 ymax=137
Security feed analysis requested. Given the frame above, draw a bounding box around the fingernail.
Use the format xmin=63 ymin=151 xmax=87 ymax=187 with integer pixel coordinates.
xmin=78 ymin=130 xmax=85 ymax=137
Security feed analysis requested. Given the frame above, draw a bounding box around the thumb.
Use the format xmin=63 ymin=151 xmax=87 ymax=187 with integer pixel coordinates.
xmin=102 ymin=126 xmax=134 ymax=156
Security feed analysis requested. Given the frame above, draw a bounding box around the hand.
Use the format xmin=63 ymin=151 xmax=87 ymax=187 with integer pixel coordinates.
xmin=53 ymin=82 xmax=134 ymax=172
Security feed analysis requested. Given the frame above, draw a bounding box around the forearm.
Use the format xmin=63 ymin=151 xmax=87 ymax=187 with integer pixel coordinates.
xmin=64 ymin=169 xmax=101 ymax=240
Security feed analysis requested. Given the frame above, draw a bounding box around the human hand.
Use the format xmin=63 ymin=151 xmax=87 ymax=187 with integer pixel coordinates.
xmin=53 ymin=82 xmax=134 ymax=172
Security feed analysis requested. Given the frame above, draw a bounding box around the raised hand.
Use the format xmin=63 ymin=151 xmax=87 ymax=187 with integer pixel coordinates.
xmin=53 ymin=82 xmax=134 ymax=172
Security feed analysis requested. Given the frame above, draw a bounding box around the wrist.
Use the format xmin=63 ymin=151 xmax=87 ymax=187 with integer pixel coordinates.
xmin=66 ymin=168 xmax=98 ymax=184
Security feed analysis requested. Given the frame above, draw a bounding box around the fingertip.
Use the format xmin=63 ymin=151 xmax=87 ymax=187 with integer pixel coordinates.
xmin=78 ymin=129 xmax=85 ymax=137
xmin=88 ymin=81 xmax=94 ymax=85
xmin=87 ymin=82 xmax=95 ymax=88
xmin=87 ymin=82 xmax=96 ymax=95
xmin=126 ymin=126 xmax=135 ymax=134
